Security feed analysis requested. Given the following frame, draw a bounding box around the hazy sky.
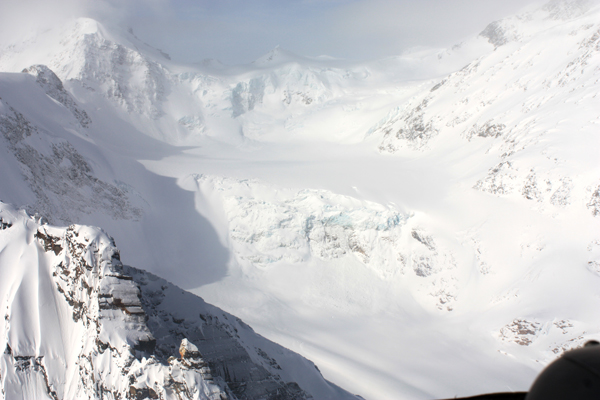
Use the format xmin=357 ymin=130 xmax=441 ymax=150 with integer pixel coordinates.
xmin=1 ymin=0 xmax=546 ymax=65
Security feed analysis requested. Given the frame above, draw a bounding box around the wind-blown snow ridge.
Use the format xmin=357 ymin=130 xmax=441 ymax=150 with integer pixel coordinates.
xmin=0 ymin=202 xmax=357 ymax=400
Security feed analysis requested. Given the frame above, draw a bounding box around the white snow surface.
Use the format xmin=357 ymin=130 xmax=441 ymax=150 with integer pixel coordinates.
xmin=1 ymin=1 xmax=600 ymax=398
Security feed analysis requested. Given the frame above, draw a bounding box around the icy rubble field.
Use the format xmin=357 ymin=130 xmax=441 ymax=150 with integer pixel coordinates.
xmin=1 ymin=1 xmax=600 ymax=399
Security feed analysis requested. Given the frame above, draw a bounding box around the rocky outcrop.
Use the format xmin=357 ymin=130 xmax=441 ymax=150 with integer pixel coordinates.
xmin=0 ymin=202 xmax=350 ymax=400
xmin=587 ymin=185 xmax=600 ymax=217
xmin=22 ymin=65 xmax=91 ymax=127
xmin=377 ymin=98 xmax=439 ymax=152
xmin=479 ymin=20 xmax=520 ymax=48
xmin=500 ymin=319 xmax=542 ymax=346
xmin=125 ymin=264 xmax=319 ymax=400
xmin=466 ymin=120 xmax=506 ymax=140
xmin=474 ymin=161 xmax=518 ymax=195
xmin=50 ymin=18 xmax=168 ymax=120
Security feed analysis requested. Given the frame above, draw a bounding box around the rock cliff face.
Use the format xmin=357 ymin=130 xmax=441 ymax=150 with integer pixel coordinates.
xmin=124 ymin=267 xmax=317 ymax=400
xmin=0 ymin=202 xmax=353 ymax=400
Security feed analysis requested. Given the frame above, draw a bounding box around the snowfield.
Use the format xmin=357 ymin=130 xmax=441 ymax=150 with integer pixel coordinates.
xmin=1 ymin=0 xmax=600 ymax=399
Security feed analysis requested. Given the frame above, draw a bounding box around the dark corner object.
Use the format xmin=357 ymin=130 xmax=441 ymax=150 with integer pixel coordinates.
xmin=437 ymin=340 xmax=600 ymax=400
xmin=437 ymin=393 xmax=526 ymax=400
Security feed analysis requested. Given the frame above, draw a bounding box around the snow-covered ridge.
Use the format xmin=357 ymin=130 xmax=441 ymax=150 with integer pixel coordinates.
xmin=371 ymin=2 xmax=600 ymax=151
xmin=0 ymin=202 xmax=223 ymax=400
xmin=0 ymin=202 xmax=356 ymax=400
xmin=21 ymin=64 xmax=91 ymax=127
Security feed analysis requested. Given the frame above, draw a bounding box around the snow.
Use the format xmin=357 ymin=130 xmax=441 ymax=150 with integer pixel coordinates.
xmin=0 ymin=202 xmax=350 ymax=399
xmin=1 ymin=1 xmax=600 ymax=399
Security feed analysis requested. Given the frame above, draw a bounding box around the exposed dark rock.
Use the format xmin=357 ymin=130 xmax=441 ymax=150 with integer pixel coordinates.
xmin=430 ymin=79 xmax=447 ymax=92
xmin=180 ymin=338 xmax=202 ymax=359
xmin=587 ymin=185 xmax=600 ymax=216
xmin=413 ymin=255 xmax=433 ymax=277
xmin=378 ymin=98 xmax=439 ymax=152
xmin=0 ymin=218 xmax=12 ymax=230
xmin=22 ymin=65 xmax=92 ymax=127
xmin=411 ymin=230 xmax=436 ymax=252
xmin=500 ymin=319 xmax=541 ymax=346
xmin=35 ymin=229 xmax=63 ymax=255
xmin=474 ymin=161 xmax=517 ymax=195
xmin=522 ymin=171 xmax=542 ymax=201
xmin=129 ymin=386 xmax=159 ymax=400
xmin=125 ymin=265 xmax=315 ymax=400
xmin=467 ymin=121 xmax=506 ymax=140
xmin=480 ymin=21 xmax=510 ymax=48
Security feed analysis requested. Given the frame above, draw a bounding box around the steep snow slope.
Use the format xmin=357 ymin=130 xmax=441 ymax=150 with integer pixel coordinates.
xmin=0 ymin=202 xmax=356 ymax=400
xmin=370 ymin=0 xmax=600 ymax=216
xmin=0 ymin=71 xmax=141 ymax=223
xmin=0 ymin=0 xmax=599 ymax=399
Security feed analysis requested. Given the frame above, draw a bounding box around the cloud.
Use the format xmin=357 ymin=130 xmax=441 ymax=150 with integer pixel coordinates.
xmin=1 ymin=0 xmax=547 ymax=65
xmin=128 ymin=0 xmax=546 ymax=64
xmin=0 ymin=0 xmax=166 ymax=45
xmin=315 ymin=0 xmax=538 ymax=59
xmin=0 ymin=0 xmax=82 ymax=43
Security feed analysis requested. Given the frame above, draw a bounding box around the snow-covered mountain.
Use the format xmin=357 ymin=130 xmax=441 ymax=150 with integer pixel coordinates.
xmin=1 ymin=0 xmax=600 ymax=399
xmin=370 ymin=0 xmax=600 ymax=215
xmin=0 ymin=202 xmax=355 ymax=399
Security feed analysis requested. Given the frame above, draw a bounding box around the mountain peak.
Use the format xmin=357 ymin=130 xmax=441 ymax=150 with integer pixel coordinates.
xmin=72 ymin=17 xmax=104 ymax=35
xmin=253 ymin=46 xmax=305 ymax=66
